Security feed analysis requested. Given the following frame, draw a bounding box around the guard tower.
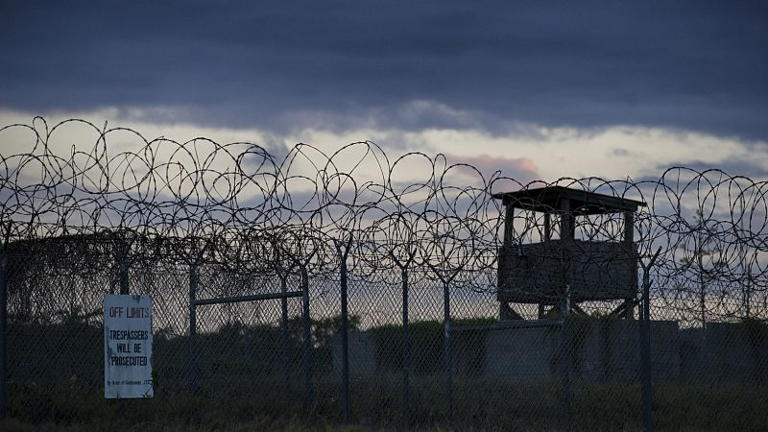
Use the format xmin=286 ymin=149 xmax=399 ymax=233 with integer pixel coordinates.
xmin=493 ymin=186 xmax=646 ymax=320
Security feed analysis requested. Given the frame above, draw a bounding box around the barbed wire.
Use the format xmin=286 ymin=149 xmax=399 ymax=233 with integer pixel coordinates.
xmin=1 ymin=117 xmax=767 ymax=324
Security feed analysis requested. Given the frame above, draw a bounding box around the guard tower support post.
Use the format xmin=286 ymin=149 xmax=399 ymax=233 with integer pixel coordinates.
xmin=623 ymin=211 xmax=635 ymax=319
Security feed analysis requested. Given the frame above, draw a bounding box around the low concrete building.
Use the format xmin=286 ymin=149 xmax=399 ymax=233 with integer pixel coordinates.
xmin=484 ymin=325 xmax=558 ymax=381
xmin=681 ymin=322 xmax=768 ymax=384
xmin=331 ymin=331 xmax=376 ymax=374
xmin=483 ymin=320 xmax=679 ymax=382
xmin=330 ymin=320 xmax=766 ymax=386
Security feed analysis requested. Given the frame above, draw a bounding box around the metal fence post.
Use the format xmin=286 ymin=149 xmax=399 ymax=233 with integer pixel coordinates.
xmin=640 ymin=247 xmax=661 ymax=432
xmin=339 ymin=251 xmax=350 ymax=424
xmin=560 ymin=291 xmax=571 ymax=432
xmin=301 ymin=265 xmax=314 ymax=416
xmin=0 ymin=248 xmax=7 ymax=420
xmin=279 ymin=274 xmax=290 ymax=389
xmin=639 ymin=247 xmax=660 ymax=432
xmin=640 ymin=273 xmax=652 ymax=432
xmin=188 ymin=264 xmax=198 ymax=393
xmin=118 ymin=255 xmax=129 ymax=295
xmin=401 ymin=266 xmax=410 ymax=430
xmin=443 ymin=280 xmax=452 ymax=419
xmin=113 ymin=235 xmax=129 ymax=295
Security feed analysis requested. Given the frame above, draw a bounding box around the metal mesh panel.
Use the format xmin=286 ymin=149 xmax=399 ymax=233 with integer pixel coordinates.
xmin=0 ymin=118 xmax=766 ymax=430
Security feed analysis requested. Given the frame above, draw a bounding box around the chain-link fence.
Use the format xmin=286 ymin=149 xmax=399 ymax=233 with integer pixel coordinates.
xmin=1 ymin=118 xmax=766 ymax=431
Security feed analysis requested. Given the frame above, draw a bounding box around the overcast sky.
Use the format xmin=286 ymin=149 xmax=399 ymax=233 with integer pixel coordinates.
xmin=1 ymin=1 xmax=767 ymax=181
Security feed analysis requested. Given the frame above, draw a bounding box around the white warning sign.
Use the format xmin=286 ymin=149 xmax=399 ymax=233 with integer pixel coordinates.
xmin=104 ymin=294 xmax=153 ymax=398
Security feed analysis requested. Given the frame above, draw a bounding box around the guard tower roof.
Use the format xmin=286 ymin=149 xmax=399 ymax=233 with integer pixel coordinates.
xmin=492 ymin=185 xmax=646 ymax=215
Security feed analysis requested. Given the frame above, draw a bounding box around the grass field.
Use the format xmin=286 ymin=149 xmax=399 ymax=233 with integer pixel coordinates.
xmin=4 ymin=375 xmax=767 ymax=431
xmin=7 ymin=317 xmax=768 ymax=430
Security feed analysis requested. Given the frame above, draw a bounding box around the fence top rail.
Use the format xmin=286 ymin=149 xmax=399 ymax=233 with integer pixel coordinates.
xmin=194 ymin=291 xmax=304 ymax=306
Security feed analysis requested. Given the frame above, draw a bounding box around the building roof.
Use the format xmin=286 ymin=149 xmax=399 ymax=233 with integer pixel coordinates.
xmin=491 ymin=185 xmax=646 ymax=215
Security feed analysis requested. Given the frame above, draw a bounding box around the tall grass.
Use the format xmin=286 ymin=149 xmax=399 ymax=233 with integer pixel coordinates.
xmin=8 ymin=316 xmax=768 ymax=430
xmin=6 ymin=375 xmax=767 ymax=431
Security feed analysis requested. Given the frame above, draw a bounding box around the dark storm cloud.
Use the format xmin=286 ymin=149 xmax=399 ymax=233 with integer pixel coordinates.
xmin=1 ymin=0 xmax=767 ymax=139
